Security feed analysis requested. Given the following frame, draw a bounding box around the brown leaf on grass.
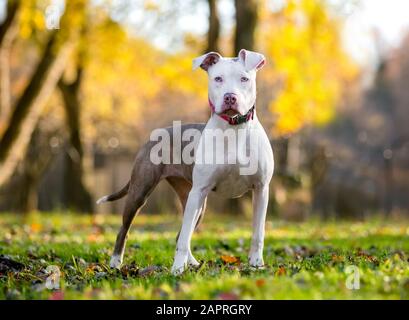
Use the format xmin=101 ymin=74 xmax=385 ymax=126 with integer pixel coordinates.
xmin=120 ymin=263 xmax=139 ymax=277
xmin=356 ymin=249 xmax=378 ymax=263
xmin=220 ymin=255 xmax=240 ymax=265
xmin=366 ymin=255 xmax=379 ymax=264
xmin=275 ymin=266 xmax=286 ymax=276
xmin=331 ymin=254 xmax=344 ymax=262
xmin=87 ymin=233 xmax=103 ymax=243
xmin=138 ymin=265 xmax=161 ymax=277
xmin=30 ymin=223 xmax=42 ymax=233
xmin=85 ymin=263 xmax=103 ymax=274
xmin=255 ymin=279 xmax=266 ymax=287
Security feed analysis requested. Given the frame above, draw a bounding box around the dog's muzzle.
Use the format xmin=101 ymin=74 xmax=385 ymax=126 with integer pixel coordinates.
xmin=208 ymin=98 xmax=255 ymax=125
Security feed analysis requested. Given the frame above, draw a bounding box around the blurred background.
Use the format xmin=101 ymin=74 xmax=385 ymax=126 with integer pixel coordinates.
xmin=0 ymin=0 xmax=408 ymax=220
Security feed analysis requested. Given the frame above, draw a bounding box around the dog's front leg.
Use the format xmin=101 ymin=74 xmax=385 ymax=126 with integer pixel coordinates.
xmin=249 ymin=185 xmax=269 ymax=267
xmin=171 ymin=188 xmax=207 ymax=275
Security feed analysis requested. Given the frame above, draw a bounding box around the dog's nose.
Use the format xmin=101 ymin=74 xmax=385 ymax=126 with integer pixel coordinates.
xmin=224 ymin=93 xmax=237 ymax=106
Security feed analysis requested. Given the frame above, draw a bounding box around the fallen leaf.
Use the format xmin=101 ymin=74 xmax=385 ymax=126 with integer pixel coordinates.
xmin=138 ymin=265 xmax=161 ymax=277
xmin=120 ymin=263 xmax=139 ymax=277
xmin=87 ymin=234 xmax=102 ymax=243
xmin=275 ymin=266 xmax=286 ymax=276
xmin=255 ymin=279 xmax=266 ymax=287
xmin=331 ymin=254 xmax=344 ymax=262
xmin=356 ymin=249 xmax=378 ymax=263
xmin=220 ymin=255 xmax=239 ymax=264
xmin=86 ymin=263 xmax=103 ymax=274
xmin=30 ymin=223 xmax=42 ymax=233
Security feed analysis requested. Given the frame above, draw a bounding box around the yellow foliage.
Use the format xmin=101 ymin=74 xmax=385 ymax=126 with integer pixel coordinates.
xmin=258 ymin=0 xmax=358 ymax=136
xmin=158 ymin=53 xmax=207 ymax=99
xmin=78 ymin=7 xmax=207 ymax=144
xmin=18 ymin=0 xmax=43 ymax=39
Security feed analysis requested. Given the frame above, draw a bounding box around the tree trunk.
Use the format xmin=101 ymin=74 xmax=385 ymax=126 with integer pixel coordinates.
xmin=233 ymin=0 xmax=258 ymax=54
xmin=0 ymin=0 xmax=84 ymax=187
xmin=226 ymin=0 xmax=259 ymax=215
xmin=58 ymin=69 xmax=93 ymax=213
xmin=0 ymin=1 xmax=19 ymax=44
xmin=0 ymin=0 xmax=20 ymax=122
xmin=205 ymin=0 xmax=220 ymax=53
xmin=0 ymin=126 xmax=57 ymax=213
xmin=0 ymin=33 xmax=73 ymax=186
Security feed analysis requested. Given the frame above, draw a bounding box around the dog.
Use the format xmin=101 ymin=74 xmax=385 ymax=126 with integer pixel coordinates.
xmin=97 ymin=49 xmax=274 ymax=275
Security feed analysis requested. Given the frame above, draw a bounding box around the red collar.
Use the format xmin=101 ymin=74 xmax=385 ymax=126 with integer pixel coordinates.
xmin=208 ymin=98 xmax=255 ymax=125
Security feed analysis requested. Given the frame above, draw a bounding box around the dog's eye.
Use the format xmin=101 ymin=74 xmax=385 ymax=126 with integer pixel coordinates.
xmin=214 ymin=76 xmax=223 ymax=83
xmin=241 ymin=76 xmax=249 ymax=82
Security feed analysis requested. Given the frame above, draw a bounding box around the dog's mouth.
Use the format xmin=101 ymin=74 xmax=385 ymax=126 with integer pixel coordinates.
xmin=221 ymin=109 xmax=240 ymax=117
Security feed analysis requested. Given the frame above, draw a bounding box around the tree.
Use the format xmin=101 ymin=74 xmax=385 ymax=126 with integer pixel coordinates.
xmin=0 ymin=0 xmax=85 ymax=187
xmin=259 ymin=0 xmax=357 ymax=136
xmin=57 ymin=8 xmax=93 ymax=212
xmin=205 ymin=0 xmax=220 ymax=53
xmin=234 ymin=0 xmax=258 ymax=54
xmin=58 ymin=63 xmax=92 ymax=212
xmin=0 ymin=0 xmax=20 ymax=122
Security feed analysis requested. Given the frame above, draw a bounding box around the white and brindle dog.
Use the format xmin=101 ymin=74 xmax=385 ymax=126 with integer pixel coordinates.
xmin=97 ymin=49 xmax=274 ymax=275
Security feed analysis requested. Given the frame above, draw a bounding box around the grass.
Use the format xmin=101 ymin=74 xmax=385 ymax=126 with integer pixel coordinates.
xmin=0 ymin=212 xmax=409 ymax=300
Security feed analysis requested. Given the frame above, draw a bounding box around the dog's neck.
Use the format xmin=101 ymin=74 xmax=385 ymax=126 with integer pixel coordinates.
xmin=208 ymin=107 xmax=258 ymax=130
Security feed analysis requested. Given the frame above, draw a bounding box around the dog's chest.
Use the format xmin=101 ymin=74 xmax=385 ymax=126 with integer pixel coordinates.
xmin=208 ymin=128 xmax=258 ymax=198
xmin=212 ymin=166 xmax=253 ymax=198
xmin=193 ymin=117 xmax=273 ymax=199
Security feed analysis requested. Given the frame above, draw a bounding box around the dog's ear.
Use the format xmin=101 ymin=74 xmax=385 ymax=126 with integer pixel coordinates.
xmin=192 ymin=52 xmax=222 ymax=71
xmin=238 ymin=49 xmax=266 ymax=72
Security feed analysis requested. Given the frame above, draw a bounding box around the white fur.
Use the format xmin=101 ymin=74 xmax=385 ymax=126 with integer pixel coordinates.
xmin=171 ymin=50 xmax=273 ymax=275
xmin=109 ymin=255 xmax=122 ymax=269
xmin=96 ymin=195 xmax=108 ymax=205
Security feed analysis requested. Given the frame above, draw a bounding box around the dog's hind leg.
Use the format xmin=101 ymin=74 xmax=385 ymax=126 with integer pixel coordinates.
xmin=167 ymin=177 xmax=191 ymax=214
xmin=110 ymin=163 xmax=161 ymax=269
xmin=167 ymin=177 xmax=205 ymax=267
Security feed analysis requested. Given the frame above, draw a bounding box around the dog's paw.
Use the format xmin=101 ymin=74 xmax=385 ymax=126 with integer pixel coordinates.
xmin=109 ymin=255 xmax=122 ymax=269
xmin=171 ymin=263 xmax=186 ymax=275
xmin=171 ymin=253 xmax=188 ymax=275
xmin=249 ymin=255 xmax=264 ymax=268
xmin=187 ymin=253 xmax=200 ymax=267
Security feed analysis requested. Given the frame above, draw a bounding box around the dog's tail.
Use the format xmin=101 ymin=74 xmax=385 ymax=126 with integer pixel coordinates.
xmin=96 ymin=181 xmax=130 ymax=205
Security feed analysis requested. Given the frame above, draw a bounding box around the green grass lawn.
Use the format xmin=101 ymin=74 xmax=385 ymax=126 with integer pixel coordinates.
xmin=1 ymin=212 xmax=409 ymax=300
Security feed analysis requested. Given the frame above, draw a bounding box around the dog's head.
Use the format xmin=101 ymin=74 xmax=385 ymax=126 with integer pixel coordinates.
xmin=193 ymin=49 xmax=265 ymax=117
